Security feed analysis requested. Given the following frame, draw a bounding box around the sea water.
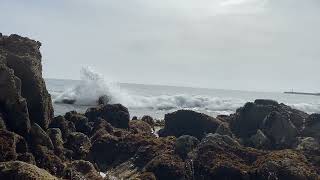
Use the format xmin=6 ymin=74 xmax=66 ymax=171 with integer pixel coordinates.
xmin=46 ymin=67 xmax=320 ymax=119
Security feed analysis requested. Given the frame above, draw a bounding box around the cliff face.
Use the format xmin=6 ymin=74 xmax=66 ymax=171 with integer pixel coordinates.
xmin=0 ymin=33 xmax=53 ymax=133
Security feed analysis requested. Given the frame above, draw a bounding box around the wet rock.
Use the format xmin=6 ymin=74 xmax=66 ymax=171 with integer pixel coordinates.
xmin=1 ymin=34 xmax=54 ymax=130
xmin=29 ymin=123 xmax=54 ymax=150
xmin=66 ymin=160 xmax=103 ymax=180
xmin=302 ymin=113 xmax=320 ymax=139
xmin=215 ymin=124 xmax=233 ymax=137
xmin=65 ymin=132 xmax=91 ymax=160
xmin=0 ymin=129 xmax=27 ymax=161
xmin=97 ymin=95 xmax=110 ymax=105
xmin=159 ymin=110 xmax=223 ymax=139
xmin=47 ymin=128 xmax=64 ymax=157
xmin=32 ymin=145 xmax=65 ymax=177
xmin=145 ymin=153 xmax=188 ymax=180
xmin=253 ymin=150 xmax=319 ymax=180
xmin=132 ymin=116 xmax=138 ymax=120
xmin=129 ymin=120 xmax=153 ymax=135
xmin=141 ymin=115 xmax=155 ymax=129
xmin=61 ymin=99 xmax=76 ymax=104
xmin=295 ymin=137 xmax=320 ymax=152
xmin=0 ymin=161 xmax=58 ymax=180
xmin=49 ymin=115 xmax=74 ymax=139
xmin=0 ymin=63 xmax=31 ymax=136
xmin=263 ymin=111 xmax=298 ymax=148
xmin=254 ymin=99 xmax=279 ymax=106
xmin=0 ymin=113 xmax=6 ymax=130
xmin=137 ymin=172 xmax=157 ymax=180
xmin=69 ymin=113 xmax=92 ymax=136
xmin=85 ymin=104 xmax=130 ymax=128
xmin=249 ymin=129 xmax=271 ymax=149
xmin=203 ymin=133 xmax=241 ymax=147
xmin=175 ymin=135 xmax=199 ymax=159
xmin=17 ymin=152 xmax=36 ymax=165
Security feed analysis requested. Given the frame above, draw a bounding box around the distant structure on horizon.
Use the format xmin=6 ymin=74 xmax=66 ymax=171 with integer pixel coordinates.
xmin=284 ymin=90 xmax=320 ymax=96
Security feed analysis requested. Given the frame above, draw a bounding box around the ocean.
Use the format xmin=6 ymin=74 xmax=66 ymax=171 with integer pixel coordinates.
xmin=46 ymin=68 xmax=320 ymax=120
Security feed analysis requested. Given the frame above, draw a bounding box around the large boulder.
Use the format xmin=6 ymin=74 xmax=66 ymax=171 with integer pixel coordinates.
xmin=47 ymin=128 xmax=65 ymax=157
xmin=175 ymin=135 xmax=199 ymax=159
xmin=29 ymin=123 xmax=54 ymax=150
xmin=0 ymin=161 xmax=58 ymax=180
xmin=0 ymin=62 xmax=31 ymax=136
xmin=302 ymin=113 xmax=320 ymax=139
xmin=0 ymin=34 xmax=54 ymax=130
xmin=49 ymin=115 xmax=75 ymax=139
xmin=0 ymin=129 xmax=27 ymax=162
xmin=66 ymin=160 xmax=103 ymax=180
xmin=85 ymin=104 xmax=130 ymax=129
xmin=159 ymin=110 xmax=223 ymax=139
xmin=64 ymin=132 xmax=91 ymax=160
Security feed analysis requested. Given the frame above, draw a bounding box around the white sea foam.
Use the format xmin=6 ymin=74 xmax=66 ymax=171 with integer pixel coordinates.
xmin=52 ymin=67 xmax=320 ymax=117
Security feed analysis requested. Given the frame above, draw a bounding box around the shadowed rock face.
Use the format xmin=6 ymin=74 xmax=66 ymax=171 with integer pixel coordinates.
xmin=159 ymin=110 xmax=223 ymax=140
xmin=0 ymin=34 xmax=54 ymax=130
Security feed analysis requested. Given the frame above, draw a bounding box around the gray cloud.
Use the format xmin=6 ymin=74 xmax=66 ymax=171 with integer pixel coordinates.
xmin=1 ymin=0 xmax=320 ymax=92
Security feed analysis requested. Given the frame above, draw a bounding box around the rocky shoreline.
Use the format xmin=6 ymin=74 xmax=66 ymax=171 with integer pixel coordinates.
xmin=0 ymin=33 xmax=319 ymax=180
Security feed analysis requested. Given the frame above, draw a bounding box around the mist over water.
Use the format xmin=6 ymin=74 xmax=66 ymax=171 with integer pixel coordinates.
xmin=48 ymin=67 xmax=320 ymax=119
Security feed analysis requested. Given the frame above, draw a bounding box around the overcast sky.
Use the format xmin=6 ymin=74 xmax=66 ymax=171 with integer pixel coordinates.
xmin=1 ymin=0 xmax=320 ymax=92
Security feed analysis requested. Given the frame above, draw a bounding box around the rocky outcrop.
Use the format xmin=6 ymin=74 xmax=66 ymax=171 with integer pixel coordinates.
xmin=66 ymin=160 xmax=102 ymax=180
xmin=175 ymin=135 xmax=199 ymax=159
xmin=159 ymin=110 xmax=223 ymax=139
xmin=0 ymin=161 xmax=58 ymax=180
xmin=0 ymin=34 xmax=54 ymax=130
xmin=85 ymin=104 xmax=130 ymax=129
xmin=302 ymin=113 xmax=320 ymax=139
xmin=0 ymin=130 xmax=27 ymax=162
xmin=65 ymin=132 xmax=91 ymax=160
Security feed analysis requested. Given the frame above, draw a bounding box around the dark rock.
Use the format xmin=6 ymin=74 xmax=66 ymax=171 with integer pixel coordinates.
xmin=0 ymin=63 xmax=31 ymax=136
xmin=302 ymin=113 xmax=320 ymax=139
xmin=32 ymin=145 xmax=65 ymax=177
xmin=249 ymin=129 xmax=271 ymax=149
xmin=49 ymin=115 xmax=74 ymax=139
xmin=0 ymin=129 xmax=27 ymax=161
xmin=69 ymin=113 xmax=92 ymax=135
xmin=215 ymin=124 xmax=233 ymax=137
xmin=85 ymin=104 xmax=130 ymax=128
xmin=66 ymin=160 xmax=103 ymax=180
xmin=0 ymin=113 xmax=6 ymax=130
xmin=253 ymin=150 xmax=319 ymax=180
xmin=132 ymin=116 xmax=138 ymax=120
xmin=17 ymin=152 xmax=36 ymax=165
xmin=159 ymin=110 xmax=223 ymax=139
xmin=0 ymin=161 xmax=58 ymax=180
xmin=145 ymin=153 xmax=189 ymax=180
xmin=295 ymin=137 xmax=320 ymax=152
xmin=97 ymin=95 xmax=110 ymax=105
xmin=263 ymin=111 xmax=298 ymax=148
xmin=47 ymin=128 xmax=64 ymax=157
xmin=65 ymin=132 xmax=91 ymax=160
xmin=1 ymin=34 xmax=54 ymax=130
xmin=141 ymin=115 xmax=155 ymax=129
xmin=29 ymin=123 xmax=54 ymax=150
xmin=129 ymin=120 xmax=153 ymax=135
xmin=254 ymin=99 xmax=279 ymax=106
xmin=61 ymin=99 xmax=76 ymax=104
xmin=137 ymin=172 xmax=157 ymax=180
xmin=175 ymin=135 xmax=199 ymax=159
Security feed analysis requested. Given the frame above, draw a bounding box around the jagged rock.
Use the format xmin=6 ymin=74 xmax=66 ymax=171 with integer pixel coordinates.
xmin=254 ymin=99 xmax=279 ymax=106
xmin=159 ymin=110 xmax=223 ymax=139
xmin=129 ymin=120 xmax=153 ymax=134
xmin=137 ymin=172 xmax=157 ymax=180
xmin=85 ymin=104 xmax=130 ymax=128
xmin=253 ymin=150 xmax=319 ymax=180
xmin=145 ymin=153 xmax=189 ymax=180
xmin=249 ymin=129 xmax=271 ymax=149
xmin=263 ymin=111 xmax=298 ymax=148
xmin=0 ymin=129 xmax=27 ymax=161
xmin=49 ymin=115 xmax=75 ymax=139
xmin=32 ymin=145 xmax=65 ymax=177
xmin=0 ymin=161 xmax=58 ymax=180
xmin=0 ymin=113 xmax=6 ymax=130
xmin=141 ymin=115 xmax=155 ymax=129
xmin=302 ymin=113 xmax=320 ymax=139
xmin=295 ymin=137 xmax=320 ymax=152
xmin=175 ymin=135 xmax=199 ymax=159
xmin=66 ymin=160 xmax=103 ymax=180
xmin=0 ymin=34 xmax=54 ymax=130
xmin=29 ymin=123 xmax=54 ymax=150
xmin=215 ymin=123 xmax=233 ymax=137
xmin=0 ymin=63 xmax=31 ymax=136
xmin=65 ymin=132 xmax=91 ymax=160
xmin=68 ymin=113 xmax=92 ymax=136
xmin=47 ymin=128 xmax=64 ymax=157
xmin=17 ymin=152 xmax=36 ymax=165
